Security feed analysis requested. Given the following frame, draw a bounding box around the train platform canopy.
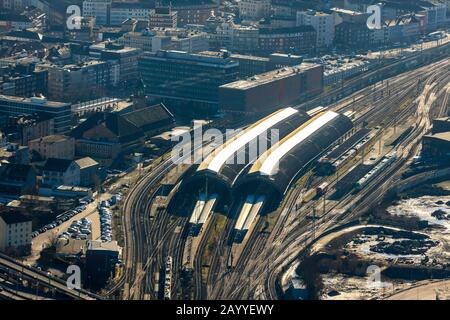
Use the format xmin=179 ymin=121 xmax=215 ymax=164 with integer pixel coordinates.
xmin=199 ymin=107 xmax=298 ymax=173
xmin=182 ymin=107 xmax=312 ymax=192
xmin=240 ymin=110 xmax=354 ymax=196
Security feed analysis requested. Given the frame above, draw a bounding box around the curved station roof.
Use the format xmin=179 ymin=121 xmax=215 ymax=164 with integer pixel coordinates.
xmin=238 ymin=111 xmax=354 ymax=196
xmin=183 ymin=107 xmax=312 ymax=192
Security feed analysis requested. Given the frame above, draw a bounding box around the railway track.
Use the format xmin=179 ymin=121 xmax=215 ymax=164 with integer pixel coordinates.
xmin=260 ymin=62 xmax=450 ymax=300
xmin=206 ymin=58 xmax=450 ymax=300
xmin=112 ymin=52 xmax=450 ymax=300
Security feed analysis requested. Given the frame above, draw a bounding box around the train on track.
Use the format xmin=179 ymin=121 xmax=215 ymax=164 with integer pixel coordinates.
xmin=355 ymin=152 xmax=397 ymax=190
xmin=164 ymin=256 xmax=172 ymax=300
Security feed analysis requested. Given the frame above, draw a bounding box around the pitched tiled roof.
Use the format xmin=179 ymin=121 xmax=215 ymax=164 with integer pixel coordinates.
xmin=122 ymin=103 xmax=174 ymax=134
xmin=70 ymin=112 xmax=143 ymax=144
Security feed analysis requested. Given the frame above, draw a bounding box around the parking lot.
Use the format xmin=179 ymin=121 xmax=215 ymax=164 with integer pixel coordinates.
xmin=24 ymin=193 xmax=113 ymax=265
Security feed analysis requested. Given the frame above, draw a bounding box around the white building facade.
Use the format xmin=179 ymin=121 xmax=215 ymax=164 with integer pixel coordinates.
xmin=0 ymin=213 xmax=32 ymax=251
xmin=296 ymin=10 xmax=335 ymax=49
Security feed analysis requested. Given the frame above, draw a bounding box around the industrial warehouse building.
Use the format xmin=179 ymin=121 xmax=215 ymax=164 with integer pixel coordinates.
xmin=219 ymin=63 xmax=323 ymax=115
xmin=236 ymin=110 xmax=354 ymax=197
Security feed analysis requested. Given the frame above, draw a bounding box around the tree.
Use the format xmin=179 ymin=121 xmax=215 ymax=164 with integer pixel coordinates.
xmin=298 ymin=252 xmax=324 ymax=300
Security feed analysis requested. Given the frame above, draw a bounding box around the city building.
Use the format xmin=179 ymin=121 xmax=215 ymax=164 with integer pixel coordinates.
xmin=230 ymin=54 xmax=270 ymax=78
xmin=155 ymin=28 xmax=209 ymax=53
xmin=149 ymin=7 xmax=178 ymax=28
xmin=0 ymin=12 xmax=33 ymax=31
xmin=85 ymin=240 xmax=120 ymax=289
xmin=0 ymin=143 xmax=29 ymax=165
xmin=238 ymin=0 xmax=271 ymax=20
xmin=0 ymin=164 xmax=36 ymax=199
xmin=47 ymin=60 xmax=111 ymax=103
xmin=32 ymin=0 xmax=67 ymax=26
xmin=41 ymin=158 xmax=80 ymax=187
xmin=118 ymin=28 xmax=209 ymax=53
xmin=230 ymin=52 xmax=303 ymax=78
xmin=29 ymin=135 xmax=75 ymax=161
xmin=110 ymin=2 xmax=152 ymax=26
xmin=167 ymin=0 xmax=219 ymax=26
xmin=432 ymin=117 xmax=450 ymax=134
xmin=0 ymin=211 xmax=32 ymax=252
xmin=69 ymin=112 xmax=145 ymax=166
xmin=231 ymin=25 xmax=259 ymax=53
xmin=419 ymin=2 xmax=447 ymax=31
xmin=139 ymin=50 xmax=239 ymax=115
xmin=258 ymin=25 xmax=317 ymax=55
xmin=422 ymin=132 xmax=450 ymax=162
xmin=89 ymin=42 xmax=142 ymax=86
xmin=331 ymin=7 xmax=370 ymax=24
xmin=75 ymin=157 xmax=99 ymax=187
xmin=1 ymin=0 xmax=31 ymax=12
xmin=384 ymin=14 xmax=425 ymax=44
xmin=219 ymin=63 xmax=323 ymax=114
xmin=66 ymin=16 xmax=97 ymax=42
xmin=0 ymin=95 xmax=71 ymax=134
xmin=117 ymin=29 xmax=155 ymax=52
xmin=266 ymin=15 xmax=297 ymax=28
xmin=120 ymin=103 xmax=175 ymax=137
xmin=334 ymin=21 xmax=372 ymax=50
xmin=13 ymin=114 xmax=55 ymax=146
xmin=207 ymin=15 xmax=234 ymax=50
xmin=0 ymin=62 xmax=48 ymax=98
xmin=296 ymin=10 xmax=335 ymax=49
xmin=82 ymin=0 xmax=112 ymax=26
xmin=323 ymin=58 xmax=374 ymax=86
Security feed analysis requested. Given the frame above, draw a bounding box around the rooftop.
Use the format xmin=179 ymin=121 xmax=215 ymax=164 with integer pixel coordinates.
xmin=0 ymin=211 xmax=31 ymax=224
xmin=198 ymin=108 xmax=298 ymax=173
xmin=111 ymin=2 xmax=152 ymax=9
xmin=87 ymin=240 xmax=120 ymax=252
xmin=75 ymin=157 xmax=98 ymax=169
xmin=43 ymin=158 xmax=73 ymax=172
xmin=426 ymin=132 xmax=450 ymax=142
xmin=90 ymin=42 xmax=140 ymax=54
xmin=143 ymin=50 xmax=239 ymax=66
xmin=230 ymin=53 xmax=270 ymax=62
xmin=220 ymin=63 xmax=320 ymax=90
xmin=259 ymin=25 xmax=316 ymax=34
xmin=51 ymin=60 xmax=107 ymax=70
xmin=0 ymin=94 xmax=70 ymax=107
xmin=330 ymin=8 xmax=365 ymax=16
xmin=0 ymin=163 xmax=34 ymax=181
xmin=251 ymin=111 xmax=340 ymax=175
xmin=435 ymin=117 xmax=450 ymax=123
xmin=30 ymin=135 xmax=71 ymax=144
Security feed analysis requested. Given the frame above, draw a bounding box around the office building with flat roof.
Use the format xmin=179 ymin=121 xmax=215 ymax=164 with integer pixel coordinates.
xmin=139 ymin=50 xmax=239 ymax=115
xmin=149 ymin=7 xmax=178 ymax=28
xmin=219 ymin=63 xmax=323 ymax=114
xmin=0 ymin=95 xmax=71 ymax=133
